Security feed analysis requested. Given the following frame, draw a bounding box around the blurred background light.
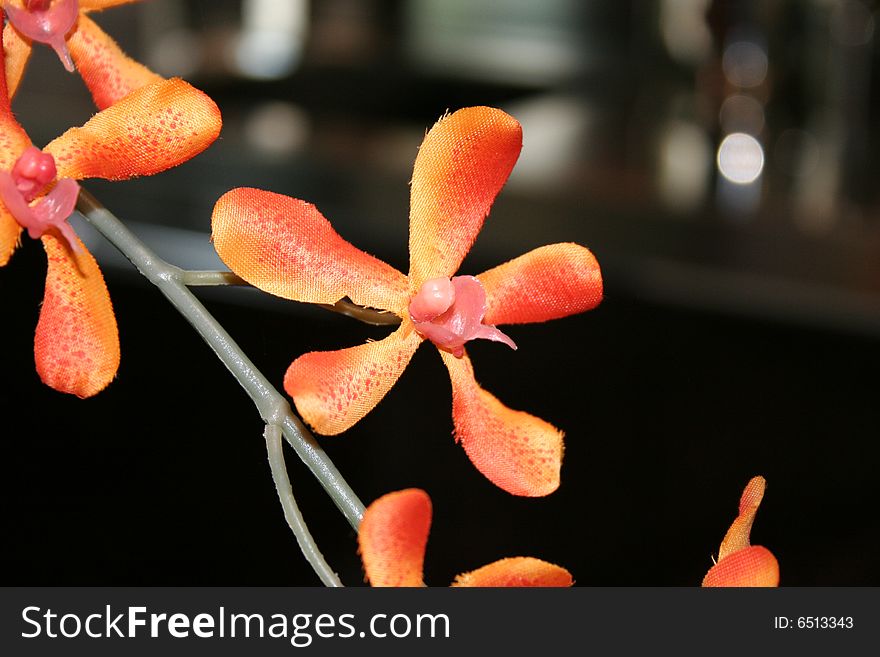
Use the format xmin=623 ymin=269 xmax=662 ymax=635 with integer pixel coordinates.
xmin=234 ymin=0 xmax=307 ymax=79
xmin=719 ymin=94 xmax=765 ymax=135
xmin=717 ymin=132 xmax=765 ymax=184
xmin=660 ymin=0 xmax=712 ymax=65
xmin=722 ymin=39 xmax=768 ymax=88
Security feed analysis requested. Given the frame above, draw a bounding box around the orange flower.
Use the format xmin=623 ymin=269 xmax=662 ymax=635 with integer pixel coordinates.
xmin=0 ymin=30 xmax=221 ymax=397
xmin=3 ymin=0 xmax=163 ymax=109
xmin=211 ymin=107 xmax=603 ymax=497
xmin=359 ymin=488 xmax=573 ymax=587
xmin=702 ymin=476 xmax=780 ymax=587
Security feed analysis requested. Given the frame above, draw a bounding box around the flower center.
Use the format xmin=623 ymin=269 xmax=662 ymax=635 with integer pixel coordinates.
xmin=12 ymin=146 xmax=57 ymax=202
xmin=408 ymin=275 xmax=516 ymax=358
xmin=0 ymin=147 xmax=81 ymax=251
xmin=5 ymin=0 xmax=80 ymax=72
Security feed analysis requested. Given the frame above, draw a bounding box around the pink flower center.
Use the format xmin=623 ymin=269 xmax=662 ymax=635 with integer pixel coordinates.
xmin=11 ymin=145 xmax=57 ymax=202
xmin=5 ymin=0 xmax=80 ymax=72
xmin=408 ymin=275 xmax=517 ymax=358
xmin=0 ymin=147 xmax=81 ymax=251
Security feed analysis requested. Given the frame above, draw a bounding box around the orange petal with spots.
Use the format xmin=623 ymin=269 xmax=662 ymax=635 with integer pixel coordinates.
xmin=453 ymin=557 xmax=573 ymax=587
xmin=44 ymin=77 xmax=221 ymax=181
xmin=702 ymin=546 xmax=779 ymax=587
xmin=408 ymin=107 xmax=522 ymax=289
xmin=440 ymin=350 xmax=563 ymax=497
xmin=359 ymin=488 xmax=430 ymax=587
xmin=479 ymin=243 xmax=603 ymax=326
xmin=284 ymin=323 xmax=422 ymax=435
xmin=212 ymin=188 xmax=410 ymax=313
xmin=0 ymin=207 xmax=22 ymax=266
xmin=35 ymin=233 xmax=119 ymax=397
xmin=79 ymin=0 xmax=140 ymax=10
xmin=3 ymin=21 xmax=31 ymax=99
xmin=718 ymin=476 xmax=766 ymax=560
xmin=68 ymin=14 xmax=163 ymax=110
xmin=0 ymin=39 xmax=31 ymax=267
xmin=0 ymin=40 xmax=30 ymax=168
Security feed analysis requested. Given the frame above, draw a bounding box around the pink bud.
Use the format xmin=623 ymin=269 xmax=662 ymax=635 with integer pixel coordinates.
xmin=409 ymin=277 xmax=456 ymax=322
xmin=12 ymin=146 xmax=57 ymax=201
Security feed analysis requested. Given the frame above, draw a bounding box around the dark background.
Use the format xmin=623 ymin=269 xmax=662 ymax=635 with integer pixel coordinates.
xmin=3 ymin=0 xmax=880 ymax=585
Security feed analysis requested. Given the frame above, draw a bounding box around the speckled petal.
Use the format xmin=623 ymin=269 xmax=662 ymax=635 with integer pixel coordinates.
xmin=358 ymin=489 xmax=430 ymax=587
xmin=0 ymin=35 xmax=32 ymax=265
xmin=3 ymin=20 xmax=32 ymax=99
xmin=35 ymin=233 xmax=119 ymax=397
xmin=284 ymin=323 xmax=423 ymax=435
xmin=718 ymin=476 xmax=766 ymax=561
xmin=212 ymin=187 xmax=410 ymax=313
xmin=702 ymin=545 xmax=780 ymax=587
xmin=0 ymin=207 xmax=22 ymax=266
xmin=43 ymin=77 xmax=221 ymax=180
xmin=440 ymin=349 xmax=563 ymax=496
xmin=408 ymin=107 xmax=521 ymax=289
xmin=68 ymin=14 xmax=163 ymax=110
xmin=479 ymin=243 xmax=603 ymax=325
xmin=452 ymin=557 xmax=573 ymax=587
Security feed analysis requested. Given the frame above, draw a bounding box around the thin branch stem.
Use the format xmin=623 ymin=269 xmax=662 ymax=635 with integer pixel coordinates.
xmin=75 ymin=188 xmax=366 ymax=535
xmin=264 ymin=423 xmax=343 ymax=587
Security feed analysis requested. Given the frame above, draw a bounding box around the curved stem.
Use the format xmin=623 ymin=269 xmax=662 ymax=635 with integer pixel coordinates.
xmin=264 ymin=423 xmax=343 ymax=587
xmin=75 ymin=188 xmax=365 ymax=534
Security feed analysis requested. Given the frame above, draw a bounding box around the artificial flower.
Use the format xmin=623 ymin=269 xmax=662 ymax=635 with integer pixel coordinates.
xmin=702 ymin=476 xmax=780 ymax=587
xmin=211 ymin=106 xmax=603 ymax=497
xmin=358 ymin=488 xmax=573 ymax=587
xmin=3 ymin=0 xmax=163 ymax=109
xmin=0 ymin=31 xmax=221 ymax=396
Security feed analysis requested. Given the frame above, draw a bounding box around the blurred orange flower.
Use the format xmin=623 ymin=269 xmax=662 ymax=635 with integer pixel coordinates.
xmin=358 ymin=488 xmax=573 ymax=587
xmin=212 ymin=107 xmax=603 ymax=497
xmin=702 ymin=476 xmax=780 ymax=587
xmin=0 ymin=30 xmax=221 ymax=396
xmin=3 ymin=0 xmax=163 ymax=109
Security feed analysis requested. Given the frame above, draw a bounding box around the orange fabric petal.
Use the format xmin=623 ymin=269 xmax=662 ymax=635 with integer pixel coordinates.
xmin=79 ymin=0 xmax=140 ymax=10
xmin=212 ymin=188 xmax=409 ymax=313
xmin=718 ymin=476 xmax=766 ymax=560
xmin=284 ymin=323 xmax=422 ymax=435
xmin=3 ymin=21 xmax=31 ymax=99
xmin=0 ymin=207 xmax=22 ymax=266
xmin=43 ymin=77 xmax=221 ymax=181
xmin=0 ymin=48 xmax=30 ymax=169
xmin=441 ymin=350 xmax=563 ymax=497
xmin=479 ymin=243 xmax=603 ymax=326
xmin=68 ymin=14 xmax=163 ymax=110
xmin=0 ymin=45 xmax=30 ymax=267
xmin=452 ymin=557 xmax=573 ymax=587
xmin=702 ymin=546 xmax=780 ymax=587
xmin=35 ymin=233 xmax=120 ymax=397
xmin=358 ymin=488 xmax=431 ymax=587
xmin=408 ymin=107 xmax=522 ymax=289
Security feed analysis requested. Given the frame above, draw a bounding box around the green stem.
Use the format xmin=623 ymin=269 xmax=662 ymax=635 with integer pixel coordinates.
xmin=264 ymin=423 xmax=343 ymax=587
xmin=75 ymin=188 xmax=366 ymax=535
